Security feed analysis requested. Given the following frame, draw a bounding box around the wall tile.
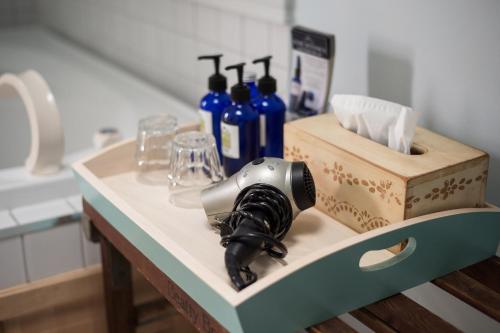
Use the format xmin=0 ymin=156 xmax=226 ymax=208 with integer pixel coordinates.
xmin=80 ymin=225 xmax=101 ymax=266
xmin=132 ymin=0 xmax=159 ymax=24
xmin=0 ymin=211 xmax=27 ymax=289
xmin=157 ymin=28 xmax=175 ymax=72
xmin=270 ymin=23 xmax=290 ymax=69
xmin=242 ymin=17 xmax=270 ymax=59
xmin=65 ymin=196 xmax=101 ymax=267
xmin=135 ymin=21 xmax=158 ymax=65
xmin=219 ymin=11 xmax=242 ymax=53
xmin=195 ymin=4 xmax=219 ymax=45
xmin=175 ymin=0 xmax=195 ymax=38
xmin=23 ymin=223 xmax=84 ymax=281
xmin=0 ymin=236 xmax=27 ymax=289
xmin=195 ymin=0 xmax=289 ymax=25
xmin=111 ymin=13 xmax=131 ymax=52
xmin=10 ymin=199 xmax=84 ymax=281
xmin=171 ymin=34 xmax=197 ymax=80
xmin=273 ymin=65 xmax=289 ymax=103
xmin=155 ymin=0 xmax=175 ymax=30
xmin=36 ymin=0 xmax=292 ymax=108
xmin=196 ymin=40 xmax=219 ymax=84
xmin=126 ymin=19 xmax=143 ymax=58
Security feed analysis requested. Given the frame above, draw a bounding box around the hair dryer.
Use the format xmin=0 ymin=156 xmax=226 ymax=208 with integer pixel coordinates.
xmin=201 ymin=157 xmax=316 ymax=290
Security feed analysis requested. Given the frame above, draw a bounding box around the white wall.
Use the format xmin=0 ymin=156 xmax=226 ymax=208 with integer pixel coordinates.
xmin=294 ymin=2 xmax=500 ymax=332
xmin=295 ymin=0 xmax=500 ymax=205
xmin=36 ymin=0 xmax=292 ymax=107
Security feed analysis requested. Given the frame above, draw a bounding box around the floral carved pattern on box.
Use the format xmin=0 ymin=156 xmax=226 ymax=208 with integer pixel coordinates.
xmin=285 ymin=114 xmax=489 ymax=236
xmin=406 ymin=170 xmax=488 ymax=209
xmin=321 ymin=161 xmax=403 ymax=206
xmin=285 ymin=145 xmax=404 ymax=206
xmin=317 ymin=190 xmax=391 ymax=231
xmin=284 ymin=145 xmax=310 ymax=162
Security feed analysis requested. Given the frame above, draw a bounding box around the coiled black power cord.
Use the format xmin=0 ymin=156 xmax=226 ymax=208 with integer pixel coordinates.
xmin=216 ymin=183 xmax=293 ymax=290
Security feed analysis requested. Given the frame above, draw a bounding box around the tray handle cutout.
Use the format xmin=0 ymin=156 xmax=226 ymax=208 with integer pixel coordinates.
xmin=359 ymin=237 xmax=417 ymax=272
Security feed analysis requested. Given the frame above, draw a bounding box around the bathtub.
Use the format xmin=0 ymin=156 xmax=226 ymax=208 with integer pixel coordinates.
xmin=0 ymin=27 xmax=196 ymax=288
xmin=0 ymin=27 xmax=196 ymax=208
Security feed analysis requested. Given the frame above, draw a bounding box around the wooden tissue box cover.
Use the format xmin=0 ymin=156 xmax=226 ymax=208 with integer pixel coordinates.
xmin=284 ymin=113 xmax=489 ymax=233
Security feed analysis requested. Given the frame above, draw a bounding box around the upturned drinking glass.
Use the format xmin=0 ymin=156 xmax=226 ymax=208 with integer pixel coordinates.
xmin=135 ymin=114 xmax=177 ymax=171
xmin=168 ymin=131 xmax=223 ymax=207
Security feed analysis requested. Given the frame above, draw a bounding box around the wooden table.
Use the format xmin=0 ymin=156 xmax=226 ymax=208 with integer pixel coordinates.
xmin=83 ymin=200 xmax=500 ymax=333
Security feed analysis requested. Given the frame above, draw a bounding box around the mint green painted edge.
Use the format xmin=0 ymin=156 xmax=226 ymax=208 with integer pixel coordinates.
xmin=74 ymin=173 xmax=243 ymax=333
xmin=74 ymin=168 xmax=500 ymax=333
xmin=234 ymin=211 xmax=500 ymax=333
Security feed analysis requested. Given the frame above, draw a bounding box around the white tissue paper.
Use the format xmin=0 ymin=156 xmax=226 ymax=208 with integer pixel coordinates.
xmin=331 ymin=94 xmax=418 ymax=154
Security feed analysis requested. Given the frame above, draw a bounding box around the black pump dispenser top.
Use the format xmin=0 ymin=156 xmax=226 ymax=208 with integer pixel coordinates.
xmin=226 ymin=63 xmax=250 ymax=103
xmin=198 ymin=54 xmax=227 ymax=92
xmin=252 ymin=55 xmax=277 ymax=95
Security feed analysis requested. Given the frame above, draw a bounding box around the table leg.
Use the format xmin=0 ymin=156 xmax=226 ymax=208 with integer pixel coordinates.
xmin=100 ymin=234 xmax=136 ymax=333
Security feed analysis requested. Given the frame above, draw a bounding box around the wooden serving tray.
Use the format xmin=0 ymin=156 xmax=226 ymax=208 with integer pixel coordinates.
xmin=72 ymin=129 xmax=500 ymax=333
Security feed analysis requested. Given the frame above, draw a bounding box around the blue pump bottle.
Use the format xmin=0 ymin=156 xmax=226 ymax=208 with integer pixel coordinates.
xmin=252 ymin=56 xmax=286 ymax=158
xmin=243 ymin=71 xmax=260 ymax=103
xmin=197 ymin=54 xmax=231 ymax=160
xmin=221 ymin=63 xmax=260 ymax=177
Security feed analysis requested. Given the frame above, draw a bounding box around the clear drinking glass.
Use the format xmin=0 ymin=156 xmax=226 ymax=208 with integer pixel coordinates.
xmin=135 ymin=114 xmax=177 ymax=171
xmin=168 ymin=131 xmax=223 ymax=207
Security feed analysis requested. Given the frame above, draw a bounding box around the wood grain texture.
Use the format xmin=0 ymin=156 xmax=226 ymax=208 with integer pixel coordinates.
xmin=286 ymin=114 xmax=487 ymax=178
xmin=284 ymin=113 xmax=488 ymax=234
xmin=0 ymin=266 xmax=106 ymax=333
xmin=2 ymin=293 xmax=107 ymax=333
xmin=84 ymin=199 xmax=229 ymax=333
xmin=460 ymin=256 xmax=500 ymax=293
xmin=136 ymin=299 xmax=177 ymax=326
xmin=73 ymin=133 xmax=500 ymax=302
xmin=307 ymin=317 xmax=357 ymax=333
xmin=100 ymin=235 xmax=136 ymax=333
xmin=362 ymin=293 xmax=461 ymax=333
xmin=135 ymin=298 xmax=197 ymax=333
xmin=0 ymin=265 xmax=197 ymax=333
xmin=433 ymin=270 xmax=500 ymax=322
xmin=0 ymin=266 xmax=102 ymax=320
xmin=136 ymin=314 xmax=198 ymax=333
xmin=349 ymin=308 xmax=397 ymax=333
xmin=74 ymin=135 xmax=500 ymax=332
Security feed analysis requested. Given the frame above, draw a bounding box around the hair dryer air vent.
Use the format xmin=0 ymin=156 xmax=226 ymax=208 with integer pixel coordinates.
xmin=291 ymin=161 xmax=316 ymax=211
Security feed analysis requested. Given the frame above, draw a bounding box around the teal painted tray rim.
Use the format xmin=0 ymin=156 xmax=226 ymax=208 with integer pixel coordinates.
xmin=232 ymin=209 xmax=500 ymax=333
xmin=234 ymin=206 xmax=500 ymax=303
xmin=73 ymin=171 xmax=243 ymax=332
xmin=72 ymin=139 xmax=500 ymax=333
